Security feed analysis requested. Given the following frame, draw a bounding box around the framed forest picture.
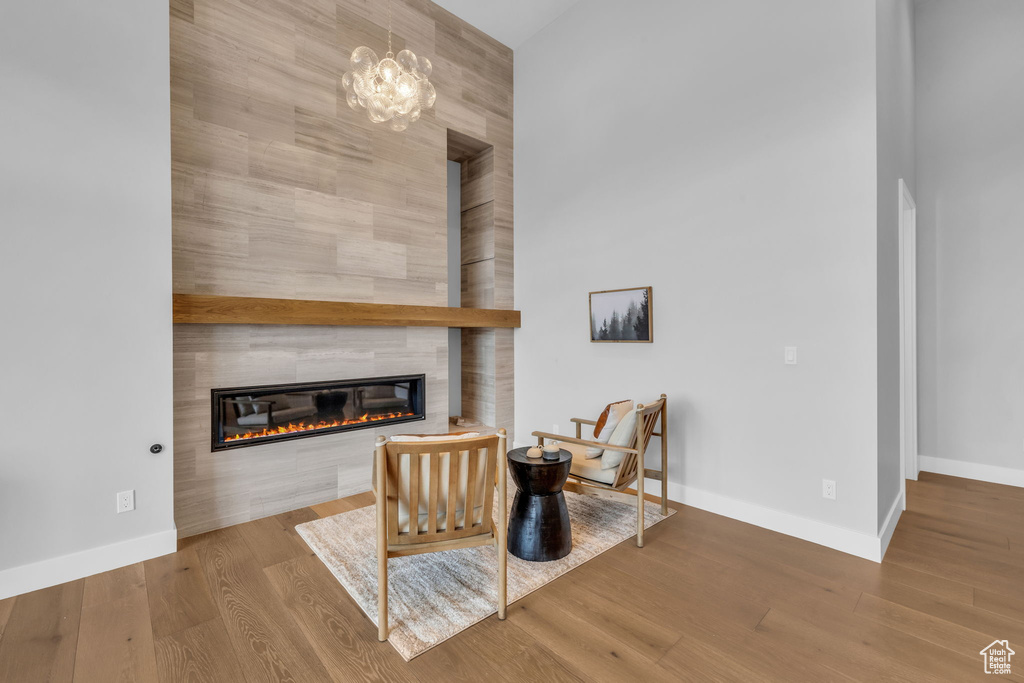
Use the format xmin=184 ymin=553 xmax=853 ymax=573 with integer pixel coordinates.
xmin=589 ymin=286 xmax=653 ymax=343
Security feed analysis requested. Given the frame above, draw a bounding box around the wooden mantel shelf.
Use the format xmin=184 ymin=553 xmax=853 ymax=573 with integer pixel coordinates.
xmin=172 ymin=294 xmax=521 ymax=329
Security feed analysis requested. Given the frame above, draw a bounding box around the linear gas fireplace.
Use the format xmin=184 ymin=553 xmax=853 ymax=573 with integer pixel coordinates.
xmin=212 ymin=374 xmax=425 ymax=451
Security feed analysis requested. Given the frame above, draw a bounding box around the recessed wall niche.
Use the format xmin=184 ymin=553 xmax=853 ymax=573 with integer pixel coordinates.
xmin=170 ymin=0 xmax=514 ymax=537
xmin=447 ymin=130 xmax=514 ymax=430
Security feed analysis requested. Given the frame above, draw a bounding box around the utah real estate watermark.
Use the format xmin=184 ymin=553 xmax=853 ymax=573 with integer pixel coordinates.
xmin=980 ymin=640 xmax=1014 ymax=675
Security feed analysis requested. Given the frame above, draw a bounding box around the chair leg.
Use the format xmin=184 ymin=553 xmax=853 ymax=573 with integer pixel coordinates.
xmin=375 ymin=437 xmax=389 ymax=641
xmin=497 ymin=538 xmax=507 ymax=620
xmin=377 ymin=554 xmax=388 ymax=642
xmin=661 ymin=475 xmax=668 ymax=517
xmin=660 ymin=395 xmax=669 ymax=516
xmin=636 ymin=450 xmax=645 ymax=548
xmin=497 ymin=431 xmax=508 ymax=620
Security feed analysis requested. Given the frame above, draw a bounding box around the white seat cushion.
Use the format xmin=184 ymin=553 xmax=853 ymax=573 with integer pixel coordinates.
xmin=563 ymin=441 xmax=617 ymax=484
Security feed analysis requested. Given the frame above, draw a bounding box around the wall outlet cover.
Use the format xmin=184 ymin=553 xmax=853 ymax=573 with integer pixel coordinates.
xmin=822 ymin=479 xmax=837 ymax=500
xmin=117 ymin=489 xmax=135 ymax=513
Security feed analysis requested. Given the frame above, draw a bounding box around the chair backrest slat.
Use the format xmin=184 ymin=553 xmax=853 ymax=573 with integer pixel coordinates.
xmin=408 ymin=451 xmax=420 ymax=537
xmin=386 ymin=452 xmax=400 ymax=539
xmin=464 ymin=446 xmax=478 ymax=530
xmin=479 ymin=445 xmax=497 ymax=533
xmin=427 ymin=453 xmax=440 ymax=534
xmin=446 ymin=449 xmax=458 ymax=532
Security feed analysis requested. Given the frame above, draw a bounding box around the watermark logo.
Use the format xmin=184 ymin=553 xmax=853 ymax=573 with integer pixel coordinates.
xmin=980 ymin=640 xmax=1014 ymax=675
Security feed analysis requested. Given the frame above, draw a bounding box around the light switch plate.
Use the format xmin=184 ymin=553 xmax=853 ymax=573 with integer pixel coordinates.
xmin=785 ymin=346 xmax=798 ymax=365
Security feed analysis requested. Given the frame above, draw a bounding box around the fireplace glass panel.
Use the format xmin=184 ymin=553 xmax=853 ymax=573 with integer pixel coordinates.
xmin=212 ymin=374 xmax=425 ymax=450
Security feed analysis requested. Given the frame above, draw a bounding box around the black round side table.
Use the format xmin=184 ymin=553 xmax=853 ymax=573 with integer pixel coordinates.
xmin=506 ymin=447 xmax=573 ymax=562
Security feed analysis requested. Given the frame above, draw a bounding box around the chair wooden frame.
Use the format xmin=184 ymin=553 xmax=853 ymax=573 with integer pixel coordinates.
xmin=374 ymin=429 xmax=508 ymax=642
xmin=532 ymin=395 xmax=667 ymax=548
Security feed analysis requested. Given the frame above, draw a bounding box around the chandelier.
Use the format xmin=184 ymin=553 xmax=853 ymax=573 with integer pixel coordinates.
xmin=341 ymin=0 xmax=436 ymax=132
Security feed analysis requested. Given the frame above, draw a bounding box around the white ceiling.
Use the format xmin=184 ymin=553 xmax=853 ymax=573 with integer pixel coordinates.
xmin=432 ymin=0 xmax=583 ymax=49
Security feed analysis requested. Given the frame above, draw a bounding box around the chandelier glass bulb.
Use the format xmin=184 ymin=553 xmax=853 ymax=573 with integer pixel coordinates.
xmin=342 ymin=46 xmax=435 ymax=132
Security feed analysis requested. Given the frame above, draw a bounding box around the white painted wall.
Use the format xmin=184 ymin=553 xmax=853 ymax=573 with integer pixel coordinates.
xmin=447 ymin=160 xmax=462 ymax=415
xmin=915 ymin=0 xmax=1024 ymax=480
xmin=0 ymin=0 xmax=174 ymax=597
xmin=875 ymin=0 xmax=915 ymax=525
xmin=515 ymin=0 xmax=882 ymax=540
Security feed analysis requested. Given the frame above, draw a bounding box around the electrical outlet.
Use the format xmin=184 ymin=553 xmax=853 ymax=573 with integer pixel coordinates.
xmin=822 ymin=479 xmax=836 ymax=500
xmin=117 ymin=489 xmax=135 ymax=514
xmin=553 ymin=424 xmax=560 ymax=435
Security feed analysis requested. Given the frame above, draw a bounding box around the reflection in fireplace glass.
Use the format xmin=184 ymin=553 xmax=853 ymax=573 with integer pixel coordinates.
xmin=211 ymin=374 xmax=425 ymax=450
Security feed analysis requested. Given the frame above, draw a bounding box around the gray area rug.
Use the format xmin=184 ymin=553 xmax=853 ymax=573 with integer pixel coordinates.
xmin=296 ymin=490 xmax=675 ymax=660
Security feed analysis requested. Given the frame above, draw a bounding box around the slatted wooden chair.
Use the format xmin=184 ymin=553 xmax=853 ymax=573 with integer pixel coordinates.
xmin=532 ymin=395 xmax=667 ymax=547
xmin=373 ymin=429 xmax=508 ymax=642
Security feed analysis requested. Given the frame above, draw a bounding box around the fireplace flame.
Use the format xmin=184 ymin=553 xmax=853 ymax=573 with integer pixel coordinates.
xmin=224 ymin=411 xmax=415 ymax=443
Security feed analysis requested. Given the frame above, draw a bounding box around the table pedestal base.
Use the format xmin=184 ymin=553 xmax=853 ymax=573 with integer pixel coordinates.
xmin=507 ymin=491 xmax=572 ymax=562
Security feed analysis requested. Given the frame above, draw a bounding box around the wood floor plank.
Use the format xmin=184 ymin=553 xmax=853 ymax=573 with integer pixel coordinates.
xmin=310 ymin=497 xmax=357 ymax=518
xmin=0 ymin=580 xmax=84 ymax=683
xmin=237 ymin=507 xmax=319 ymax=568
xmin=199 ymin=536 xmax=332 ymax=682
xmin=73 ymin=564 xmax=159 ymax=683
xmin=176 ymin=524 xmax=243 ymax=553
xmin=345 ymin=491 xmax=376 ymax=509
xmin=568 ymin=555 xmax=768 ymax=630
xmin=491 ymin=641 xmax=586 ymax=683
xmin=263 ymin=554 xmax=411 ymax=682
xmin=430 ymin=616 xmax=583 ymax=683
xmin=652 ymin=522 xmax=864 ymax=619
xmin=755 ymin=606 xmax=951 ymax=682
xmin=853 ymin=593 xmax=1024 ymax=681
xmin=504 ymin=587 xmax=680 ymax=683
xmin=975 ymin=587 xmax=1024 ymax=626
xmin=897 ymin=509 xmax=1011 ymax=550
xmin=875 ymin=561 xmax=976 ymax=605
xmin=911 ymin=477 xmax=1024 ymax=522
xmin=154 ymin=618 xmax=247 ymax=683
xmin=406 ymin=624 xmax=507 ymax=683
xmin=883 ymin=528 xmax=1024 ymax=599
xmin=864 ymin=581 xmax=1024 ymax=645
xmin=0 ymin=596 xmax=14 ymax=642
xmin=660 ymin=604 xmax=857 ymax=682
xmin=544 ymin=570 xmax=683 ymax=661
xmin=766 ymin=589 xmax=995 ymax=682
xmin=965 ymin=477 xmax=1024 ymax=500
xmin=657 ymin=631 xmax=777 ymax=683
xmin=145 ymin=547 xmax=220 ymax=639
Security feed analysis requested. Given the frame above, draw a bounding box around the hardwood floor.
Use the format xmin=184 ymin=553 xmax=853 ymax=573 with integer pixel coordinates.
xmin=1 ymin=474 xmax=1022 ymax=681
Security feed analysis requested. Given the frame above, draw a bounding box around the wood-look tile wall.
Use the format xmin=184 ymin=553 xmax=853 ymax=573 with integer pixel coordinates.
xmin=171 ymin=0 xmax=514 ymax=537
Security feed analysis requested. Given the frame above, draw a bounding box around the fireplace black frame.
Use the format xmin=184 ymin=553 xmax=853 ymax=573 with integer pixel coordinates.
xmin=211 ymin=374 xmax=425 ymax=451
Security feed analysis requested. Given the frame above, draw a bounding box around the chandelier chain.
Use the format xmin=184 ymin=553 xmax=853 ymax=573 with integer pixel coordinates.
xmin=387 ymin=0 xmax=392 ymax=56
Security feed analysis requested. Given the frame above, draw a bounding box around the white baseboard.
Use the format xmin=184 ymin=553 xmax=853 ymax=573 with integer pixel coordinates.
xmin=878 ymin=492 xmax=904 ymax=560
xmin=0 ymin=528 xmax=177 ymax=601
xmin=919 ymin=456 xmax=1024 ymax=489
xmin=643 ymin=477 xmax=889 ymax=563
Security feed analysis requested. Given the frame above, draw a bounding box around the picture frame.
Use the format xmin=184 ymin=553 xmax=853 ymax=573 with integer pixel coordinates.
xmin=589 ymin=286 xmax=653 ymax=343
